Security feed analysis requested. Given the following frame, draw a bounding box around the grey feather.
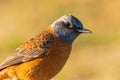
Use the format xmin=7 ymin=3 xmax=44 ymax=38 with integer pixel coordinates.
xmin=0 ymin=49 xmax=47 ymax=70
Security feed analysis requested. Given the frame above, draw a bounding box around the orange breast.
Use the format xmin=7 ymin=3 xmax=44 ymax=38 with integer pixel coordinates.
xmin=15 ymin=27 xmax=72 ymax=80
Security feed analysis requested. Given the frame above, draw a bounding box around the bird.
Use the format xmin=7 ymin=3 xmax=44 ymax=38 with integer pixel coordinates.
xmin=0 ymin=14 xmax=92 ymax=80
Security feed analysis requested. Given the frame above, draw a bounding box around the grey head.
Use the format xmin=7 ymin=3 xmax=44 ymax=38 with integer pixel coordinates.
xmin=51 ymin=14 xmax=92 ymax=44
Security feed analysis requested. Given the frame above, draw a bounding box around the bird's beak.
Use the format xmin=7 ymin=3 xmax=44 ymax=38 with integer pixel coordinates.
xmin=77 ymin=28 xmax=92 ymax=34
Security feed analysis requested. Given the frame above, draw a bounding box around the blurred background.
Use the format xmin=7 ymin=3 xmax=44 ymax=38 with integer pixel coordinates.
xmin=0 ymin=0 xmax=120 ymax=80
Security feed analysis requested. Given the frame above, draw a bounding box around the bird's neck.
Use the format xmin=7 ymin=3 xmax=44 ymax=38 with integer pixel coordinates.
xmin=50 ymin=26 xmax=78 ymax=45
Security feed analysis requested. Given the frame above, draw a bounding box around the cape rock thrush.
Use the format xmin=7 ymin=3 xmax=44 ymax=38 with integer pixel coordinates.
xmin=0 ymin=14 xmax=92 ymax=80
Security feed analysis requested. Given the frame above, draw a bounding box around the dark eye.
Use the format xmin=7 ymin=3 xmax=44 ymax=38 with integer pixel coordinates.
xmin=66 ymin=22 xmax=74 ymax=29
xmin=66 ymin=22 xmax=71 ymax=27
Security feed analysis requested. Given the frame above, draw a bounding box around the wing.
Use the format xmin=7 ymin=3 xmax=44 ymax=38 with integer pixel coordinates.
xmin=0 ymin=49 xmax=47 ymax=70
xmin=0 ymin=31 xmax=54 ymax=70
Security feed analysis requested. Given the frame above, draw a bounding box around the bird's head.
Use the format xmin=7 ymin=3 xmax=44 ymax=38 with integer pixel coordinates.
xmin=51 ymin=14 xmax=92 ymax=44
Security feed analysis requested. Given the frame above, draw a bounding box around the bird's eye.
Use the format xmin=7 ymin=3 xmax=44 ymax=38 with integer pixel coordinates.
xmin=66 ymin=22 xmax=71 ymax=27
xmin=66 ymin=22 xmax=74 ymax=29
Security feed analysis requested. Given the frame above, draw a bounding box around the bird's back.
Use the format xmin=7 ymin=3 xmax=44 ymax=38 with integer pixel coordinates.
xmin=0 ymin=27 xmax=72 ymax=80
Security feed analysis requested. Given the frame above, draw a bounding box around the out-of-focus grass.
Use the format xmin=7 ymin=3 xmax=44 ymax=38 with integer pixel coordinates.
xmin=0 ymin=0 xmax=120 ymax=80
